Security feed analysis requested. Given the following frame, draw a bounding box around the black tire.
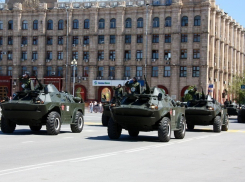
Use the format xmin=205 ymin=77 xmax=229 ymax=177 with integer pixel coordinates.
xmin=187 ymin=124 xmax=194 ymax=130
xmin=1 ymin=116 xmax=16 ymax=133
xmin=238 ymin=115 xmax=242 ymax=123
xmin=102 ymin=114 xmax=109 ymax=126
xmin=46 ymin=111 xmax=61 ymax=135
xmin=30 ymin=125 xmax=42 ymax=132
xmin=108 ymin=117 xmax=122 ymax=139
xmin=213 ymin=116 xmax=221 ymax=133
xmin=128 ymin=130 xmax=139 ymax=137
xmin=174 ymin=116 xmax=186 ymax=139
xmin=158 ymin=117 xmax=171 ymax=142
xmin=71 ymin=111 xmax=84 ymax=133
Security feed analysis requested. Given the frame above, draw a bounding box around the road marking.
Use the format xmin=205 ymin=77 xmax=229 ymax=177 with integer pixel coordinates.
xmin=227 ymin=130 xmax=245 ymax=133
xmin=22 ymin=141 xmax=34 ymax=144
xmin=63 ymin=137 xmax=74 ymax=139
xmin=84 ymin=122 xmax=101 ymax=125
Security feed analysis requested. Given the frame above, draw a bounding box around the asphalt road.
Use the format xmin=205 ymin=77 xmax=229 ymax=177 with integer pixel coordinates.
xmin=0 ymin=113 xmax=244 ymax=182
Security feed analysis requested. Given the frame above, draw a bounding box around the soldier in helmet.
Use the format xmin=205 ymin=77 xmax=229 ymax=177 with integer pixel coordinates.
xmin=125 ymin=77 xmax=140 ymax=94
xmin=188 ymin=86 xmax=197 ymax=100
xmin=114 ymin=84 xmax=123 ymax=98
xmin=19 ymin=72 xmax=31 ymax=91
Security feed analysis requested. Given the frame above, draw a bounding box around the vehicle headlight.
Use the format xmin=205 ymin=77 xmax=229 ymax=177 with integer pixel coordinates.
xmin=149 ymin=104 xmax=158 ymax=110
xmin=207 ymin=106 xmax=214 ymax=110
xmin=131 ymin=87 xmax=136 ymax=92
xmin=34 ymin=98 xmax=44 ymax=104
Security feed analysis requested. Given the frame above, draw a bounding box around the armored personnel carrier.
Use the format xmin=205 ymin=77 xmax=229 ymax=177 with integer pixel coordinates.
xmin=237 ymin=107 xmax=245 ymax=123
xmin=1 ymin=79 xmax=85 ymax=135
xmin=226 ymin=104 xmax=238 ymax=116
xmin=185 ymin=92 xmax=228 ymax=132
xmin=108 ymin=77 xmax=186 ymax=142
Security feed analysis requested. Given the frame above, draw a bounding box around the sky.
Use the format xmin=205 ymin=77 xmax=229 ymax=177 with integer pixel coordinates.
xmin=216 ymin=0 xmax=245 ymax=27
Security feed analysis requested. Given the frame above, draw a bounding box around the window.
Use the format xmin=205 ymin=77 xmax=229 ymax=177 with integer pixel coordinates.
xmin=8 ymin=36 xmax=13 ymax=45
xmin=22 ymin=20 xmax=28 ymax=30
xmin=32 ymin=51 xmax=38 ymax=60
xmin=47 ymin=66 xmax=52 ymax=76
xmin=0 ymin=37 xmax=2 ymax=45
xmin=153 ymin=0 xmax=160 ymax=5
xmin=7 ymin=66 xmax=12 ymax=76
xmin=98 ymin=67 xmax=104 ymax=77
xmin=165 ymin=17 xmax=171 ymax=27
xmin=98 ymin=51 xmax=104 ymax=60
xmin=32 ymin=67 xmax=38 ymax=76
xmin=22 ymin=66 xmax=27 ymax=75
xmin=125 ymin=35 xmax=131 ymax=44
xmin=152 ymin=66 xmax=158 ymax=77
xmin=136 ymin=66 xmax=143 ymax=77
xmin=125 ymin=18 xmax=132 ymax=28
xmin=83 ymin=36 xmax=89 ymax=45
xmin=181 ymin=34 xmax=188 ymax=42
xmin=110 ymin=18 xmax=116 ymax=28
xmin=125 ymin=50 xmax=131 ymax=60
xmin=166 ymin=0 xmax=172 ymax=5
xmin=180 ymin=66 xmax=187 ymax=77
xmin=33 ymin=20 xmax=38 ymax=30
xmin=72 ymin=51 xmax=78 ymax=60
xmin=73 ymin=19 xmax=79 ymax=29
xmin=109 ymin=66 xmax=115 ymax=77
xmin=152 ymin=34 xmax=159 ymax=43
xmin=164 ymin=66 xmax=171 ymax=77
xmin=58 ymin=20 xmax=64 ymax=30
xmin=153 ymin=17 xmax=159 ymax=28
xmin=57 ymin=51 xmax=63 ymax=60
xmin=194 ymin=16 xmax=201 ymax=26
xmin=137 ymin=18 xmax=143 ymax=28
xmin=194 ymin=34 xmax=200 ymax=42
xmin=98 ymin=35 xmax=104 ymax=44
xmin=110 ymin=35 xmax=116 ymax=44
xmin=47 ymin=37 xmax=53 ymax=45
xmin=165 ymin=34 xmax=171 ymax=43
xmin=164 ymin=50 xmax=171 ymax=60
xmin=83 ymin=66 xmax=89 ymax=77
xmin=22 ymin=51 xmax=27 ymax=60
xmin=7 ymin=51 xmax=12 ymax=60
xmin=83 ymin=51 xmax=89 ymax=60
xmin=0 ymin=21 xmax=3 ymax=30
xmin=109 ymin=50 xmax=116 ymax=60
xmin=22 ymin=37 xmax=28 ymax=45
xmin=192 ymin=66 xmax=200 ymax=77
xmin=58 ymin=36 xmax=63 ymax=45
xmin=33 ymin=36 xmax=38 ymax=45
xmin=193 ymin=49 xmax=200 ymax=59
xmin=99 ymin=19 xmax=105 ymax=29
xmin=181 ymin=49 xmax=187 ymax=59
xmin=84 ymin=19 xmax=89 ymax=29
xmin=137 ymin=35 xmax=143 ymax=43
xmin=152 ymin=50 xmax=159 ymax=59
xmin=136 ymin=50 xmax=143 ymax=59
xmin=57 ymin=66 xmax=63 ymax=76
xmin=47 ymin=20 xmax=53 ymax=30
xmin=8 ymin=20 xmax=13 ymax=30
xmin=47 ymin=51 xmax=52 ymax=60
xmin=73 ymin=36 xmax=79 ymax=45
xmin=181 ymin=16 xmax=188 ymax=26
xmin=125 ymin=67 xmax=130 ymax=77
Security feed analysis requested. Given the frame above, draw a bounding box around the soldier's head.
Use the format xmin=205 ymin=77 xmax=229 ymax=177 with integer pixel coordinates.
xmin=118 ymin=84 xmax=122 ymax=88
xmin=133 ymin=77 xmax=137 ymax=83
xmin=23 ymin=72 xmax=30 ymax=79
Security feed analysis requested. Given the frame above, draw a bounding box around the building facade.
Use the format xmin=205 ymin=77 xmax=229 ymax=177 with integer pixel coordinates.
xmin=0 ymin=0 xmax=244 ymax=102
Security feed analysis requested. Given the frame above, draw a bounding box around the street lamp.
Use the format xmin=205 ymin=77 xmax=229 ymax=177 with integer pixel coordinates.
xmin=65 ymin=5 xmax=69 ymax=92
xmin=145 ymin=3 xmax=150 ymax=78
xmin=71 ymin=59 xmax=77 ymax=96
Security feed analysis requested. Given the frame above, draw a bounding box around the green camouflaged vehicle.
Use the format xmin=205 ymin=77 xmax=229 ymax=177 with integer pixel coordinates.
xmin=1 ymin=81 xmax=85 ymax=135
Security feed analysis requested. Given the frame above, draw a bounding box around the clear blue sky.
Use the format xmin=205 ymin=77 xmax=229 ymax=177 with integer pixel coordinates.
xmin=216 ymin=0 xmax=245 ymax=27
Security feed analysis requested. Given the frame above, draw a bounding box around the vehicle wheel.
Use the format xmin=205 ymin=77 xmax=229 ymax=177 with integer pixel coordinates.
xmin=102 ymin=114 xmax=109 ymax=126
xmin=174 ymin=116 xmax=186 ymax=139
xmin=158 ymin=117 xmax=171 ymax=142
xmin=238 ymin=115 xmax=242 ymax=123
xmin=187 ymin=124 xmax=194 ymax=130
xmin=128 ymin=130 xmax=139 ymax=137
xmin=1 ymin=116 xmax=16 ymax=133
xmin=213 ymin=116 xmax=221 ymax=133
xmin=30 ymin=125 xmax=42 ymax=132
xmin=108 ymin=117 xmax=122 ymax=139
xmin=71 ymin=111 xmax=84 ymax=133
xmin=46 ymin=111 xmax=61 ymax=135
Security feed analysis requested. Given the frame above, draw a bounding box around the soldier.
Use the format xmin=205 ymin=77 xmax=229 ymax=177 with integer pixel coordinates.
xmin=188 ymin=86 xmax=197 ymax=100
xmin=224 ymin=99 xmax=229 ymax=107
xmin=19 ymin=72 xmax=31 ymax=91
xmin=114 ymin=84 xmax=123 ymax=97
xmin=125 ymin=77 xmax=140 ymax=94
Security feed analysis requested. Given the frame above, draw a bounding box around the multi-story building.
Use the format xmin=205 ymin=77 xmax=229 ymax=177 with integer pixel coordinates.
xmin=0 ymin=0 xmax=244 ymax=103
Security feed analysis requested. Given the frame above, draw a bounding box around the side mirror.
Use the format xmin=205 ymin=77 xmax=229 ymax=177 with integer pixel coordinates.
xmin=158 ymin=93 xmax=162 ymax=101
xmin=44 ymin=85 xmax=48 ymax=94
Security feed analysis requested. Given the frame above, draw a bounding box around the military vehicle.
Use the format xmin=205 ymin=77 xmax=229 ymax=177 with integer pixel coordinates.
xmin=226 ymin=104 xmax=238 ymax=116
xmin=107 ymin=76 xmax=186 ymax=142
xmin=0 ymin=78 xmax=85 ymax=135
xmin=185 ymin=92 xmax=229 ymax=132
xmin=237 ymin=107 xmax=245 ymax=123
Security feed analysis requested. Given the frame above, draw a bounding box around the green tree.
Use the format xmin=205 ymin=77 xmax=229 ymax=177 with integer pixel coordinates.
xmin=229 ymin=74 xmax=245 ymax=105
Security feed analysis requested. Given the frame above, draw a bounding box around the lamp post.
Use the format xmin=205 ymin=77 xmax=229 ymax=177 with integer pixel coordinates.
xmin=145 ymin=3 xmax=150 ymax=78
xmin=65 ymin=5 xmax=69 ymax=92
xmin=71 ymin=59 xmax=77 ymax=96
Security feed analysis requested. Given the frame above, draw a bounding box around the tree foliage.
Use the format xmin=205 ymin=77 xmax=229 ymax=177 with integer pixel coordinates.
xmin=228 ymin=74 xmax=245 ymax=104
xmin=23 ymin=0 xmax=40 ymax=10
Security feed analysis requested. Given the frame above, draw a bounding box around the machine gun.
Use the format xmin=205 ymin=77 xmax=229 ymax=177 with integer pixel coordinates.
xmin=144 ymin=75 xmax=150 ymax=94
xmin=35 ymin=75 xmax=44 ymax=90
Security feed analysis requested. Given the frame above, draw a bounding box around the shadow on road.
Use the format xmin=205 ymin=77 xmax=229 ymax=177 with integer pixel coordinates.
xmin=0 ymin=129 xmax=71 ymax=136
xmin=186 ymin=129 xmax=214 ymax=133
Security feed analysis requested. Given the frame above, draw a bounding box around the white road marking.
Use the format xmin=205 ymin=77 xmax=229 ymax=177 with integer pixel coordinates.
xmin=22 ymin=141 xmax=34 ymax=144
